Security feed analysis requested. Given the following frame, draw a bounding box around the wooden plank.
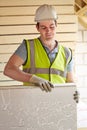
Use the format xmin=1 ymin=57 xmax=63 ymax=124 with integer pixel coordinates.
xmin=59 ymin=15 xmax=78 ymax=24
xmin=0 ymin=25 xmax=38 ymax=34
xmin=0 ymin=6 xmax=74 ymax=16
xmin=0 ymin=24 xmax=78 ymax=35
xmin=55 ymin=33 xmax=77 ymax=42
xmin=0 ymin=33 xmax=77 ymax=44
xmin=0 ymin=63 xmax=6 ymax=71
xmin=83 ymin=0 xmax=87 ymax=4
xmin=0 ymin=44 xmax=19 ymax=53
xmin=0 ymin=15 xmax=77 ymax=25
xmin=0 ymin=80 xmax=22 ymax=86
xmin=0 ymin=0 xmax=74 ymax=6
xmin=0 ymin=54 xmax=12 ymax=62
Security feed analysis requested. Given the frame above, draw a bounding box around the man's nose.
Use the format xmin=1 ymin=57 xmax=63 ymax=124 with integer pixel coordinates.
xmin=46 ymin=27 xmax=50 ymax=32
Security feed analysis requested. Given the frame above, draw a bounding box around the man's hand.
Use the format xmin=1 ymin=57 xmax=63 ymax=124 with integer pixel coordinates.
xmin=29 ymin=75 xmax=54 ymax=92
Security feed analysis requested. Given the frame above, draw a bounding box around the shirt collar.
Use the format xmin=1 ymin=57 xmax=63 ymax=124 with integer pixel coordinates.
xmin=38 ymin=37 xmax=58 ymax=54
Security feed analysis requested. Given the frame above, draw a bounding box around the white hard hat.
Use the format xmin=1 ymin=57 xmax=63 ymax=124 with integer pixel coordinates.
xmin=34 ymin=4 xmax=58 ymax=22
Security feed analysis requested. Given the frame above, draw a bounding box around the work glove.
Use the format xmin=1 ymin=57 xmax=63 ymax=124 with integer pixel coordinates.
xmin=73 ymin=90 xmax=80 ymax=103
xmin=29 ymin=75 xmax=54 ymax=92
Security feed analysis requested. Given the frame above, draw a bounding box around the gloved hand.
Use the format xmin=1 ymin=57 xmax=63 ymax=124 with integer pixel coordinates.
xmin=73 ymin=91 xmax=80 ymax=103
xmin=29 ymin=75 xmax=54 ymax=92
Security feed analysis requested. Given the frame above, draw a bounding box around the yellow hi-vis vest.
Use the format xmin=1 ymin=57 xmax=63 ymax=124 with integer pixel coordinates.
xmin=23 ymin=38 xmax=72 ymax=85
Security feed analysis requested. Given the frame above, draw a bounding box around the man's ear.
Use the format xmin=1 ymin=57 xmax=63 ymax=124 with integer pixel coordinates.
xmin=36 ymin=24 xmax=39 ymax=31
xmin=55 ymin=20 xmax=57 ymax=27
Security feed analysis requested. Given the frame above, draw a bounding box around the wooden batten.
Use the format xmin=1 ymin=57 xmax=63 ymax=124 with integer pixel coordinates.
xmin=0 ymin=15 xmax=77 ymax=25
xmin=0 ymin=0 xmax=74 ymax=6
xmin=0 ymin=24 xmax=78 ymax=35
xmin=0 ymin=33 xmax=77 ymax=44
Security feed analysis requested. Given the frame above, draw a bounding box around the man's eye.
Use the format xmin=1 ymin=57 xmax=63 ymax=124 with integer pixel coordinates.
xmin=50 ymin=26 xmax=55 ymax=29
xmin=41 ymin=27 xmax=46 ymax=29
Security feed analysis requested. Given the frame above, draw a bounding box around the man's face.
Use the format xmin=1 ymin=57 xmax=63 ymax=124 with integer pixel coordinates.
xmin=36 ymin=20 xmax=57 ymax=41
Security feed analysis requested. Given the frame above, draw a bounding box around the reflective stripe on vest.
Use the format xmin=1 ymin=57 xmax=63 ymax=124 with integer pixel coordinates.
xmin=23 ymin=68 xmax=66 ymax=77
xmin=23 ymin=38 xmax=72 ymax=83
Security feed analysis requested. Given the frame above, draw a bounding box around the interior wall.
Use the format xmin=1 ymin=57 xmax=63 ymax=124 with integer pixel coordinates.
xmin=75 ymin=23 xmax=87 ymax=128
